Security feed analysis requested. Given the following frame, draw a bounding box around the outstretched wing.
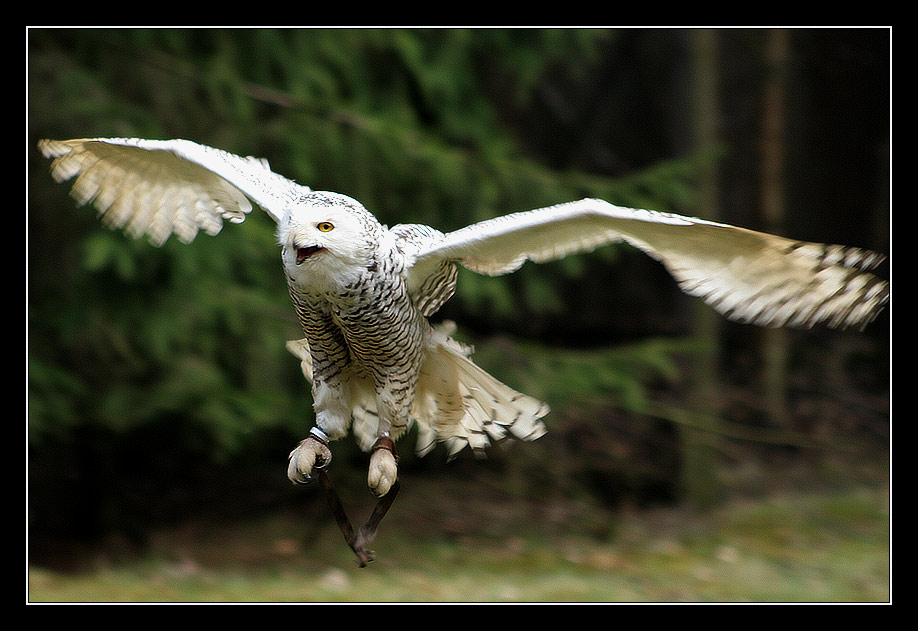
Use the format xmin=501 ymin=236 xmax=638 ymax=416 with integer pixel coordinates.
xmin=38 ymin=138 xmax=309 ymax=246
xmin=408 ymin=198 xmax=889 ymax=330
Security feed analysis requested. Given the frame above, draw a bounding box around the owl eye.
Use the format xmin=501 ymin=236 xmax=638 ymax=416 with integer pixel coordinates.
xmin=317 ymin=221 xmax=335 ymax=232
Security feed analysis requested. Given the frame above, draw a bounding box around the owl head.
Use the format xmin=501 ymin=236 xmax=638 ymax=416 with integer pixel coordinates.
xmin=278 ymin=191 xmax=384 ymax=291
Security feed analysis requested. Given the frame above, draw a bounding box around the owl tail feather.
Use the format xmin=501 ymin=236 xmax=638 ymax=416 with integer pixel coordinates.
xmin=286 ymin=322 xmax=549 ymax=459
xmin=413 ymin=322 xmax=549 ymax=459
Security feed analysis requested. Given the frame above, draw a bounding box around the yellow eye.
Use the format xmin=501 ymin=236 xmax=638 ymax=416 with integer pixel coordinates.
xmin=317 ymin=221 xmax=334 ymax=232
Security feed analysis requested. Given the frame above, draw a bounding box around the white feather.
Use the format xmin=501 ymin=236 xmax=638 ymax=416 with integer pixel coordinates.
xmin=38 ymin=137 xmax=308 ymax=245
xmin=408 ymin=198 xmax=888 ymax=330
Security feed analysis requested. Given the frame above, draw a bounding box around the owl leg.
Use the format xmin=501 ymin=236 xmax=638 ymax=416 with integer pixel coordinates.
xmin=367 ymin=434 xmax=399 ymax=497
xmin=367 ymin=373 xmax=414 ymax=496
xmin=289 ymin=378 xmax=351 ymax=484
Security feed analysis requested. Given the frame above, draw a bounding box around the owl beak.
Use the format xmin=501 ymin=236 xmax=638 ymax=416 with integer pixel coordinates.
xmin=296 ymin=245 xmax=325 ymax=264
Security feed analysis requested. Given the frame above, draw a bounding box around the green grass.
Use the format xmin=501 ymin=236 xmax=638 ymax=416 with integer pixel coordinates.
xmin=28 ymin=484 xmax=889 ymax=603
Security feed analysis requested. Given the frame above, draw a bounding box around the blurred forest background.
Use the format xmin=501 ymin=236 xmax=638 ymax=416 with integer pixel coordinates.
xmin=27 ymin=28 xmax=890 ymax=601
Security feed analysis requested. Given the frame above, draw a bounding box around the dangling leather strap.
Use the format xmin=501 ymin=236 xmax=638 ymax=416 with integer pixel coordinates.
xmin=313 ymin=436 xmax=401 ymax=567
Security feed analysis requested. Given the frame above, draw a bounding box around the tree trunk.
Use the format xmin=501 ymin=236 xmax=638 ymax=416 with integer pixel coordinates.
xmin=682 ymin=28 xmax=723 ymax=510
xmin=760 ymin=28 xmax=792 ymax=429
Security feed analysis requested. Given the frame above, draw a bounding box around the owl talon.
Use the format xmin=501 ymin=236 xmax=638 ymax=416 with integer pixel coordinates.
xmin=367 ymin=436 xmax=399 ymax=497
xmin=287 ymin=434 xmax=332 ymax=484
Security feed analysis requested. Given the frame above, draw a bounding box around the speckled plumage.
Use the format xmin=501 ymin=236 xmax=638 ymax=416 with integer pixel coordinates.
xmin=280 ymin=193 xmax=547 ymax=463
xmin=39 ymin=137 xmax=889 ymax=496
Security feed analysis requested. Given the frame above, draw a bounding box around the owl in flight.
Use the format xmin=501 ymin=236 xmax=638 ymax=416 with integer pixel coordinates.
xmin=38 ymin=138 xmax=889 ymax=498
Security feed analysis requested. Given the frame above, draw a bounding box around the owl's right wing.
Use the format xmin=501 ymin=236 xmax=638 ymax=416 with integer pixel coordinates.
xmin=38 ymin=137 xmax=309 ymax=246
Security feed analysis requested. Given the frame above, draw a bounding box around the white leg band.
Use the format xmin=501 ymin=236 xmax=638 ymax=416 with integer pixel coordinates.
xmin=310 ymin=426 xmax=330 ymax=444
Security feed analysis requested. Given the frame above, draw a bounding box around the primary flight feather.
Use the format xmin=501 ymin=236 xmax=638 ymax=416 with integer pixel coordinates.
xmin=38 ymin=137 xmax=889 ymax=496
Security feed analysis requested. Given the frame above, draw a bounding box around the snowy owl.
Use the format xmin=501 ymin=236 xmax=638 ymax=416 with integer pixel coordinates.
xmin=38 ymin=138 xmax=889 ymax=498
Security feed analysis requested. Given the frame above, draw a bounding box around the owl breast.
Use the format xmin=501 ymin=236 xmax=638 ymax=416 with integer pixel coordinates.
xmin=290 ymin=247 xmax=429 ymax=386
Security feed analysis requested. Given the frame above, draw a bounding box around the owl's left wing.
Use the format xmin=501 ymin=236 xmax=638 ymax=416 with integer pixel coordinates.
xmin=408 ymin=198 xmax=888 ymax=330
xmin=38 ymin=138 xmax=309 ymax=246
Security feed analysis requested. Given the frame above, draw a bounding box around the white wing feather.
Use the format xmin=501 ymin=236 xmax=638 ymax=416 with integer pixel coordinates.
xmin=39 ymin=140 xmax=888 ymax=330
xmin=409 ymin=198 xmax=888 ymax=330
xmin=38 ymin=138 xmax=308 ymax=245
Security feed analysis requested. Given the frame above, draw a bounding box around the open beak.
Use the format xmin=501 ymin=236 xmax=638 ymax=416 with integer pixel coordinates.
xmin=296 ymin=245 xmax=325 ymax=264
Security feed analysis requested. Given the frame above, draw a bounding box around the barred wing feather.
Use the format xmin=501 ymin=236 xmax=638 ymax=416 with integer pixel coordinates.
xmin=410 ymin=198 xmax=888 ymax=330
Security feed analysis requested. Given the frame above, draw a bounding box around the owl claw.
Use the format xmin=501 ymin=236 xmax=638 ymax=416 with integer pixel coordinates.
xmin=367 ymin=436 xmax=399 ymax=497
xmin=287 ymin=435 xmax=332 ymax=485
